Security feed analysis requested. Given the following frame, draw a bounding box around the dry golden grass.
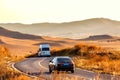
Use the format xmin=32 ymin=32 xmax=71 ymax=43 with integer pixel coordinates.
xmin=0 ymin=45 xmax=33 ymax=80
xmin=52 ymin=44 xmax=120 ymax=76
xmin=1 ymin=44 xmax=119 ymax=80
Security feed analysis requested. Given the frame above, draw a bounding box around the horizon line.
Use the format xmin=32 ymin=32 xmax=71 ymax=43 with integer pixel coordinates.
xmin=0 ymin=17 xmax=120 ymax=25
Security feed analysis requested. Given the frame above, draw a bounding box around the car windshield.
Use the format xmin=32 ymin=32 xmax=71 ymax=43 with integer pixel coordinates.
xmin=42 ymin=48 xmax=49 ymax=51
xmin=57 ymin=58 xmax=71 ymax=63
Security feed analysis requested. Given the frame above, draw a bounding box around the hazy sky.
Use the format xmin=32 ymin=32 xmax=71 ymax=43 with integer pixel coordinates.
xmin=0 ymin=0 xmax=120 ymax=24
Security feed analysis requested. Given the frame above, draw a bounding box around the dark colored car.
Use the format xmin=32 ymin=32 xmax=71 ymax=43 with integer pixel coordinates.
xmin=49 ymin=56 xmax=75 ymax=73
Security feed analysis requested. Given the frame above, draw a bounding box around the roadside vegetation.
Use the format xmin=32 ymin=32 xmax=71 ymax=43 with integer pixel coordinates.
xmin=52 ymin=44 xmax=120 ymax=75
xmin=0 ymin=45 xmax=33 ymax=80
xmin=1 ymin=44 xmax=120 ymax=80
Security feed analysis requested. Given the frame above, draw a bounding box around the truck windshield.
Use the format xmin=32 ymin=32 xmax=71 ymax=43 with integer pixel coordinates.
xmin=42 ymin=48 xmax=49 ymax=51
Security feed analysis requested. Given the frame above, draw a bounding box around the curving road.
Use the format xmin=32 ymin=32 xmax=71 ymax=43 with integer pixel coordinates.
xmin=14 ymin=57 xmax=119 ymax=80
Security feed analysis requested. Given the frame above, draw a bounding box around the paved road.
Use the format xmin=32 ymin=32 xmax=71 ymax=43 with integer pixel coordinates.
xmin=14 ymin=57 xmax=119 ymax=80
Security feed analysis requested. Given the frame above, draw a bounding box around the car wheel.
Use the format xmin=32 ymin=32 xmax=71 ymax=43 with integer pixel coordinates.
xmin=49 ymin=67 xmax=52 ymax=73
xmin=56 ymin=69 xmax=60 ymax=74
xmin=49 ymin=69 xmax=52 ymax=73
xmin=71 ymin=70 xmax=74 ymax=73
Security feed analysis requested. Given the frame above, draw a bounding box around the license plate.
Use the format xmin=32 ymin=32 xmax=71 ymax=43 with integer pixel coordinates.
xmin=63 ymin=63 xmax=69 ymax=66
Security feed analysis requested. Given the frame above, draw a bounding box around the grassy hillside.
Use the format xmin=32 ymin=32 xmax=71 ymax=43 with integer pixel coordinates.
xmin=52 ymin=44 xmax=120 ymax=75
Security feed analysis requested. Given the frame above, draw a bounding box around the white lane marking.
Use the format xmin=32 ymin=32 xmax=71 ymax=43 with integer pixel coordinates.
xmin=38 ymin=58 xmax=48 ymax=70
xmin=11 ymin=63 xmax=22 ymax=73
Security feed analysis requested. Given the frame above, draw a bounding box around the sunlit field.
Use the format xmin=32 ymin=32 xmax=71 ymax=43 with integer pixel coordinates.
xmin=52 ymin=44 xmax=120 ymax=75
xmin=1 ymin=44 xmax=120 ymax=80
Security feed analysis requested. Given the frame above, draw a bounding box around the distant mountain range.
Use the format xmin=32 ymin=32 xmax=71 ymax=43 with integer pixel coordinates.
xmin=0 ymin=18 xmax=120 ymax=39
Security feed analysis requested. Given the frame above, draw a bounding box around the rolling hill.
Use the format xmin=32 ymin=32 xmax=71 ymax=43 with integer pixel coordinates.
xmin=0 ymin=26 xmax=119 ymax=56
xmin=0 ymin=27 xmax=77 ymax=55
xmin=81 ymin=35 xmax=114 ymax=40
xmin=0 ymin=27 xmax=43 ymax=40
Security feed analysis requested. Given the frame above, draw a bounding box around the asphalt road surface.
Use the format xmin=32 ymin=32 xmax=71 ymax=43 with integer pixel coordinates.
xmin=14 ymin=57 xmax=119 ymax=80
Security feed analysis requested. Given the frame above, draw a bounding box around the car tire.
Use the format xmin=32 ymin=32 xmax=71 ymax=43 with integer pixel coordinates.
xmin=49 ymin=69 xmax=52 ymax=73
xmin=49 ymin=67 xmax=52 ymax=73
xmin=71 ymin=70 xmax=74 ymax=73
xmin=56 ymin=69 xmax=60 ymax=74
